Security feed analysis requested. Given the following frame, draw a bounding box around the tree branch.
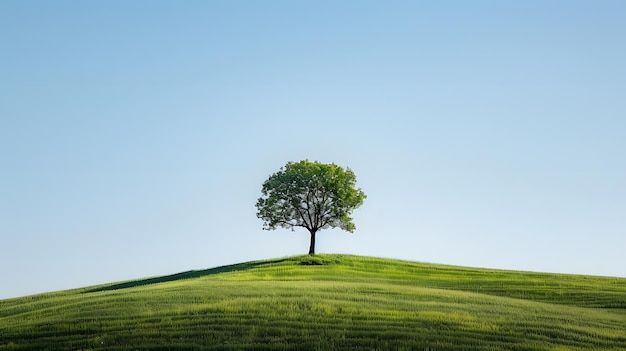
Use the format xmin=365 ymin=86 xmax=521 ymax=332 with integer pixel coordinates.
xmin=306 ymin=188 xmax=318 ymax=231
xmin=293 ymin=200 xmax=312 ymax=230
xmin=275 ymin=219 xmax=305 ymax=228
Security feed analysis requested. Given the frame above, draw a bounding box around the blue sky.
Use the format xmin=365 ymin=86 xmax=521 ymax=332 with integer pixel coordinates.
xmin=1 ymin=1 xmax=625 ymax=299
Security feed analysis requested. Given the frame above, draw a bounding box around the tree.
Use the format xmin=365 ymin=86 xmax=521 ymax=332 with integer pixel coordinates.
xmin=256 ymin=160 xmax=366 ymax=255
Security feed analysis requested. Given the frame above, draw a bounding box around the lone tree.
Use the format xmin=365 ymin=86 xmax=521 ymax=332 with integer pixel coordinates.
xmin=256 ymin=160 xmax=366 ymax=255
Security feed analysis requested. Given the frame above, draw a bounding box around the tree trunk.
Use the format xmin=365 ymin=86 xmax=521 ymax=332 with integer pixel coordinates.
xmin=308 ymin=229 xmax=316 ymax=255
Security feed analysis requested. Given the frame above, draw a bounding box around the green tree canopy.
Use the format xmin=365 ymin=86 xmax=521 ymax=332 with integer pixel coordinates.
xmin=256 ymin=160 xmax=366 ymax=254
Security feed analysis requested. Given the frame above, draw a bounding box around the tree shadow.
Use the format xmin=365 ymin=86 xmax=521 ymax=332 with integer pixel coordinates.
xmin=84 ymin=258 xmax=289 ymax=293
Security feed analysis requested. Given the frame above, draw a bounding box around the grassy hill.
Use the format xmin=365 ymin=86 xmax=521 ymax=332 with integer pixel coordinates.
xmin=1 ymin=254 xmax=625 ymax=350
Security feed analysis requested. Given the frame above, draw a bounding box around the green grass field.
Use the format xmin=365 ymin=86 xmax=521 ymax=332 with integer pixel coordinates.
xmin=1 ymin=254 xmax=625 ymax=350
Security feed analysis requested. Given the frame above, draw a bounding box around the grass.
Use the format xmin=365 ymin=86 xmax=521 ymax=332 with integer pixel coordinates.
xmin=1 ymin=254 xmax=625 ymax=350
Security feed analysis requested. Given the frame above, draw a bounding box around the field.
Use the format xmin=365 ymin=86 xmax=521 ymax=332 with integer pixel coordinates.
xmin=1 ymin=254 xmax=625 ymax=350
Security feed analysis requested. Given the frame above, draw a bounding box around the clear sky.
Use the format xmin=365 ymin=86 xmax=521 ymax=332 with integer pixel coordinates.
xmin=1 ymin=1 xmax=625 ymax=299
